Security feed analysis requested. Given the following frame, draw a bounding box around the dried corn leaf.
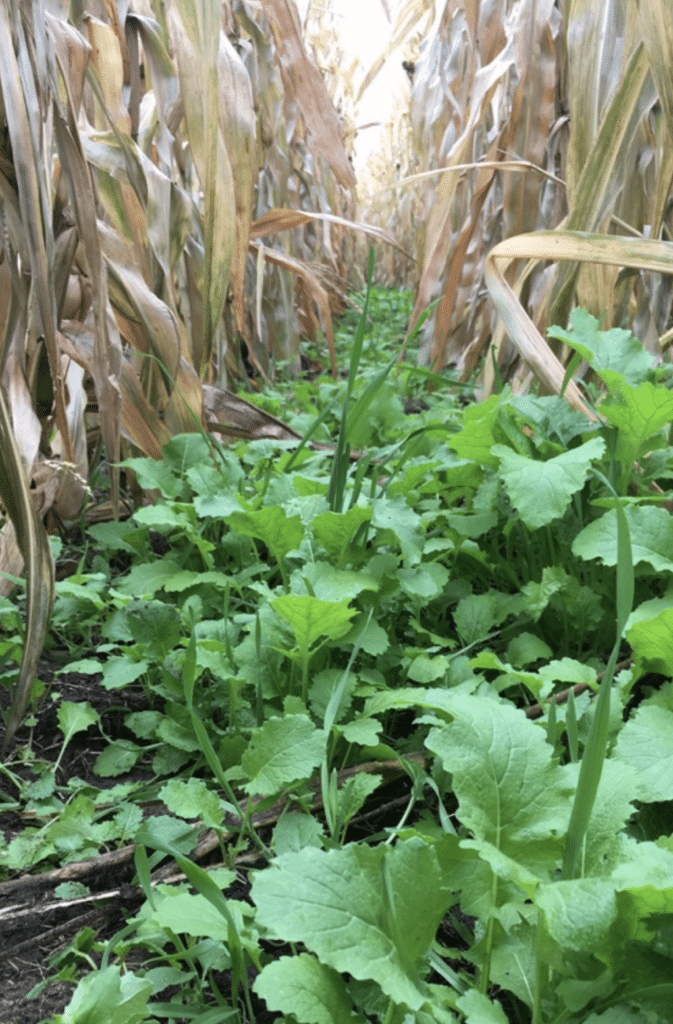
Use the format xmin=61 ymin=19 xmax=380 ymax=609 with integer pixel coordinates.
xmin=501 ymin=0 xmax=558 ymax=237
xmin=169 ymin=0 xmax=235 ymax=372
xmin=104 ymin=244 xmax=182 ymax=384
xmin=251 ymin=240 xmax=338 ymax=375
xmin=53 ymin=105 xmax=122 ymax=511
xmin=0 ymin=386 xmax=54 ymax=755
xmin=251 ymin=207 xmax=410 ymax=259
xmin=46 ymin=12 xmax=91 ymax=116
xmin=218 ymin=33 xmax=256 ymax=339
xmin=486 ymin=230 xmax=673 ymax=412
xmin=260 ymin=0 xmax=356 ymax=189
xmin=0 ymin=2 xmax=72 ymax=462
xmin=86 ymin=17 xmax=130 ymax=132
xmin=410 ymin=38 xmax=515 ymax=339
xmin=203 ymin=383 xmax=300 ymax=441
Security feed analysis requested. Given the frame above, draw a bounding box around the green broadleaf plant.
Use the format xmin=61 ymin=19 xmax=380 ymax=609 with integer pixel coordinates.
xmin=6 ymin=295 xmax=673 ymax=1023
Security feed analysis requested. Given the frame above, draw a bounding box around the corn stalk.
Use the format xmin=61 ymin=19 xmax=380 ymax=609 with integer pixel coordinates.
xmin=0 ymin=0 xmax=371 ymax=752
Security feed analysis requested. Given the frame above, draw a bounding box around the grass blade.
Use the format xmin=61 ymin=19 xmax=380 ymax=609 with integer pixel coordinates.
xmin=135 ymin=833 xmax=254 ymax=1021
xmin=562 ymin=470 xmax=633 ymax=879
xmin=327 ymin=249 xmax=375 ymax=511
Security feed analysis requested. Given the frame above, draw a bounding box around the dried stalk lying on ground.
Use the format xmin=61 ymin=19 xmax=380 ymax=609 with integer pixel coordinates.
xmin=0 ymin=755 xmax=424 ymax=904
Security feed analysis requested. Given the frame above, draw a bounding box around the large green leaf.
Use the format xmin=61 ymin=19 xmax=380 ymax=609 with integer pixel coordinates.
xmin=241 ymin=714 xmax=325 ymax=795
xmin=536 ymin=878 xmax=618 ymax=954
xmin=147 ymin=890 xmax=245 ymax=943
xmin=628 ymin=607 xmax=673 ymax=676
xmin=548 ymin=308 xmax=656 ymax=387
xmin=493 ymin=436 xmax=605 ymax=530
xmin=371 ymin=496 xmax=424 ymax=566
xmin=312 ymin=505 xmax=372 ymax=564
xmin=601 ymin=381 xmax=673 ymax=468
xmin=54 ymin=965 xmax=152 ymax=1024
xmin=612 ymin=841 xmax=673 ymax=917
xmin=271 ymin=595 xmax=356 ymax=652
xmin=229 ymin=506 xmax=305 ymax=561
xmin=573 ymin=505 xmax=673 ymax=573
xmin=425 ymin=695 xmax=573 ymax=856
xmin=613 ymin=704 xmax=673 ymax=802
xmin=255 ymin=954 xmax=366 ymax=1024
xmin=448 ymin=395 xmax=506 ymax=469
xmin=251 ymin=839 xmax=453 ymax=1011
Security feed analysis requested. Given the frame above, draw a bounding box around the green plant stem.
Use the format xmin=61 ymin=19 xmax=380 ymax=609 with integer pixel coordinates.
xmin=562 ymin=636 xmax=620 ymax=879
xmin=383 ymin=1001 xmax=396 ymax=1024
xmin=532 ymin=907 xmax=544 ymax=1024
xmin=301 ymin=654 xmax=310 ymax=704
xmin=563 ymin=470 xmax=634 ymax=879
xmin=480 ymin=871 xmax=499 ymax=995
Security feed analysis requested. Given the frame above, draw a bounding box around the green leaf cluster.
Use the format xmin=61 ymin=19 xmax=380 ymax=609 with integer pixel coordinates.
xmin=6 ymin=298 xmax=673 ymax=1024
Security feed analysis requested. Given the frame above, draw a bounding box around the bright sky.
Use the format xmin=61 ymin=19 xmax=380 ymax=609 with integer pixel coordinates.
xmin=298 ymin=0 xmax=408 ymax=172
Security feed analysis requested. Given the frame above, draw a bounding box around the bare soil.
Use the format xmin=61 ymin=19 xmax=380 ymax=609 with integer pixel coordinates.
xmin=0 ymin=666 xmax=146 ymax=1023
xmin=0 ymin=664 xmax=419 ymax=1023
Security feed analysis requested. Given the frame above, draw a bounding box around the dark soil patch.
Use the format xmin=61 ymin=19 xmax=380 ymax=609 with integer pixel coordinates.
xmin=1 ymin=663 xmax=427 ymax=1022
xmin=0 ymin=960 xmax=75 ymax=1024
xmin=0 ymin=664 xmax=147 ymax=1022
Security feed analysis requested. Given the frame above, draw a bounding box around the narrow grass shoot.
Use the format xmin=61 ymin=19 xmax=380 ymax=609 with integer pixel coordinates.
xmin=562 ymin=470 xmax=634 ymax=879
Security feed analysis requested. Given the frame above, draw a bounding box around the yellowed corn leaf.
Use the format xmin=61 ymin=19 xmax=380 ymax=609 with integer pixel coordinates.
xmin=53 ymin=107 xmax=122 ymax=512
xmin=104 ymin=252 xmax=182 ymax=384
xmin=168 ymin=0 xmax=235 ymax=373
xmin=0 ymin=385 xmax=54 ymax=755
xmin=551 ymin=41 xmax=656 ymax=323
xmin=59 ymin=324 xmax=169 ymax=460
xmin=637 ymin=0 xmax=673 ymax=139
xmin=636 ymin=0 xmax=673 ymax=244
xmin=129 ymin=13 xmax=180 ymax=173
xmin=501 ymin=0 xmax=558 ymax=237
xmin=560 ymin=1 xmax=648 ymax=326
xmin=259 ymin=0 xmax=356 ymax=189
xmin=409 ymin=39 xmax=515 ymax=337
xmin=0 ymin=3 xmax=73 ymax=463
xmin=251 ymin=240 xmax=337 ymax=376
xmin=46 ymin=13 xmax=91 ymax=116
xmin=118 ymin=359 xmax=170 ymax=459
xmin=182 ymin=241 xmax=207 ymax=377
xmin=486 ymin=230 xmax=673 ymax=412
xmin=164 ymin=356 xmax=204 ymax=436
xmin=569 ymin=11 xmax=643 ymax=215
xmin=218 ymin=34 xmax=256 ymax=339
xmin=86 ymin=18 xmax=130 ymax=132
